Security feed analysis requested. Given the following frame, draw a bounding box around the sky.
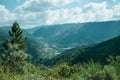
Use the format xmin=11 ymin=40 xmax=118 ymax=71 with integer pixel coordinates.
xmin=0 ymin=0 xmax=120 ymax=28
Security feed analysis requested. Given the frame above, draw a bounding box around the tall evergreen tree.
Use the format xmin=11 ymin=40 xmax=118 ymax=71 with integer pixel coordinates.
xmin=1 ymin=22 xmax=31 ymax=73
xmin=7 ymin=22 xmax=27 ymax=51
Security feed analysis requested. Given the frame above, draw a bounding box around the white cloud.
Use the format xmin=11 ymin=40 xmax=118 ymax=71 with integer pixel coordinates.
xmin=110 ymin=3 xmax=120 ymax=20
xmin=43 ymin=2 xmax=113 ymax=25
xmin=14 ymin=11 xmax=48 ymax=28
xmin=15 ymin=0 xmax=76 ymax=12
xmin=13 ymin=0 xmax=80 ymax=28
xmin=83 ymin=2 xmax=111 ymax=22
xmin=45 ymin=7 xmax=83 ymax=24
xmin=0 ymin=1 xmax=120 ymax=28
xmin=0 ymin=5 xmax=16 ymax=26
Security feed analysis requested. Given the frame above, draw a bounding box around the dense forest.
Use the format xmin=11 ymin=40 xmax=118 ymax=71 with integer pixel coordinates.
xmin=0 ymin=22 xmax=120 ymax=80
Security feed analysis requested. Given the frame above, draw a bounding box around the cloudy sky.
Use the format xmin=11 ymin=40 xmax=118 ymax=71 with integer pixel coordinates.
xmin=0 ymin=0 xmax=120 ymax=28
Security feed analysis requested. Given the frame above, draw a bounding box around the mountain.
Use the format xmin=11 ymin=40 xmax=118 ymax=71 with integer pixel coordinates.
xmin=30 ymin=20 xmax=120 ymax=49
xmin=41 ymin=35 xmax=120 ymax=66
xmin=1 ymin=20 xmax=120 ymax=65
xmin=0 ymin=26 xmax=59 ymax=61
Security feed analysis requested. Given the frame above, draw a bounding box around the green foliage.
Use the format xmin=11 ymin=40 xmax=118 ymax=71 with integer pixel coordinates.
xmin=0 ymin=56 xmax=120 ymax=80
xmin=0 ymin=22 xmax=31 ymax=73
xmin=103 ymin=65 xmax=118 ymax=80
xmin=106 ymin=56 xmax=120 ymax=79
xmin=57 ymin=63 xmax=71 ymax=77
xmin=7 ymin=22 xmax=27 ymax=51
xmin=81 ymin=61 xmax=105 ymax=80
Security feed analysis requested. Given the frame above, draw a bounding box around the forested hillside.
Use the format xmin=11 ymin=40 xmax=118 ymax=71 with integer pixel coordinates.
xmin=30 ymin=20 xmax=120 ymax=49
xmin=41 ymin=35 xmax=120 ymax=66
xmin=0 ymin=22 xmax=120 ymax=80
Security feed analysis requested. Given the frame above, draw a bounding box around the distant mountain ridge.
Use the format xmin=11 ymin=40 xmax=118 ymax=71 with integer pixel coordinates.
xmin=29 ymin=20 xmax=120 ymax=49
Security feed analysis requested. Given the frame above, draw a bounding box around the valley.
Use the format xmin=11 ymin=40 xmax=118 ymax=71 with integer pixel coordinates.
xmin=0 ymin=20 xmax=120 ymax=80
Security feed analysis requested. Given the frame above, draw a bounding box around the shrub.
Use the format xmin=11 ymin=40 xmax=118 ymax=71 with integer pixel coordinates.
xmin=57 ymin=63 xmax=71 ymax=77
xmin=81 ymin=61 xmax=105 ymax=80
xmin=103 ymin=65 xmax=118 ymax=80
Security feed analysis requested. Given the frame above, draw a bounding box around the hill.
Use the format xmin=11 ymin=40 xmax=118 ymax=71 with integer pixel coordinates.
xmin=30 ymin=20 xmax=120 ymax=49
xmin=41 ymin=35 xmax=120 ymax=66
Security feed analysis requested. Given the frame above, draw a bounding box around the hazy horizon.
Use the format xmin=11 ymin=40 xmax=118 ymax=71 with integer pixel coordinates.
xmin=0 ymin=20 xmax=119 ymax=29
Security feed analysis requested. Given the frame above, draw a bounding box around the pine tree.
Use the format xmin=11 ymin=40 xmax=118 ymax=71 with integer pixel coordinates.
xmin=8 ymin=22 xmax=27 ymax=51
xmin=1 ymin=22 xmax=31 ymax=73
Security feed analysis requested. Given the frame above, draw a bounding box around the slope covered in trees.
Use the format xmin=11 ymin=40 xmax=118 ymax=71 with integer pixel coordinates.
xmin=0 ymin=22 xmax=120 ymax=80
xmin=41 ymin=35 xmax=120 ymax=66
xmin=30 ymin=20 xmax=120 ymax=49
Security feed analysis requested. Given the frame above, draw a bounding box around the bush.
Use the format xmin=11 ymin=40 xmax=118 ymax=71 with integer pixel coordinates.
xmin=103 ymin=65 xmax=118 ymax=80
xmin=57 ymin=63 xmax=71 ymax=77
xmin=81 ymin=61 xmax=105 ymax=80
